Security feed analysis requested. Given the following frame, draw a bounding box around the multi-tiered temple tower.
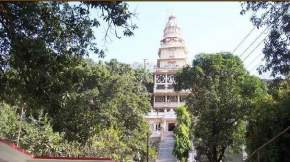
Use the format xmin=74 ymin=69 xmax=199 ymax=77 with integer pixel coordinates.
xmin=145 ymin=16 xmax=190 ymax=139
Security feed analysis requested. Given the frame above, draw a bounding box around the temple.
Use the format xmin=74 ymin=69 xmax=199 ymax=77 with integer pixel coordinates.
xmin=145 ymin=15 xmax=190 ymax=139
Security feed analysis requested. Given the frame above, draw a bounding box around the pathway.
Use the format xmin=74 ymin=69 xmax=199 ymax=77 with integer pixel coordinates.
xmin=156 ymin=132 xmax=177 ymax=162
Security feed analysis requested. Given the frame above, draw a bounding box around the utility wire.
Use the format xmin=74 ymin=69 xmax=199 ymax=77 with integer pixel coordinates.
xmin=232 ymin=27 xmax=256 ymax=54
xmin=242 ymin=33 xmax=269 ymax=75
xmin=243 ymin=20 xmax=283 ymax=69
xmin=248 ymin=54 xmax=264 ymax=72
xmin=239 ymin=27 xmax=270 ymax=58
xmin=242 ymin=33 xmax=269 ymax=62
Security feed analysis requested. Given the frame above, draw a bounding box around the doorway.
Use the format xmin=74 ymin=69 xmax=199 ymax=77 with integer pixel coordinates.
xmin=168 ymin=123 xmax=175 ymax=131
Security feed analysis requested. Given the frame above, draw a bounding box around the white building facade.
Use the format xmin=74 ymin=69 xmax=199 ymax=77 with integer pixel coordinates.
xmin=145 ymin=16 xmax=190 ymax=139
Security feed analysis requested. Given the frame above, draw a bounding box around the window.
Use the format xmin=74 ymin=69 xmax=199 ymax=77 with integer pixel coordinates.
xmin=156 ymin=84 xmax=165 ymax=89
xmin=180 ymin=96 xmax=186 ymax=102
xmin=167 ymin=84 xmax=174 ymax=89
xmin=156 ymin=74 xmax=166 ymax=83
xmin=155 ymin=96 xmax=165 ymax=102
xmin=167 ymin=74 xmax=175 ymax=83
xmin=167 ymin=96 xmax=178 ymax=102
xmin=157 ymin=123 xmax=161 ymax=130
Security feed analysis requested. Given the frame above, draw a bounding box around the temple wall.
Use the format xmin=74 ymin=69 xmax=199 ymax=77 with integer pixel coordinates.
xmin=159 ymin=59 xmax=187 ymax=68
xmin=159 ymin=48 xmax=186 ymax=59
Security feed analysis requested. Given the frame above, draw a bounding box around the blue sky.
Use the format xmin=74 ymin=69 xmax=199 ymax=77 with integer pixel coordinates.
xmin=89 ymin=2 xmax=270 ymax=78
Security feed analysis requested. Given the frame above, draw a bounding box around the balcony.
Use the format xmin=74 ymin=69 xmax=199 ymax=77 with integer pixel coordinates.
xmin=160 ymin=42 xmax=185 ymax=49
xmin=145 ymin=110 xmax=176 ymax=119
xmin=154 ymin=84 xmax=175 ymax=93
xmin=154 ymin=102 xmax=185 ymax=108
xmin=154 ymin=67 xmax=179 ymax=74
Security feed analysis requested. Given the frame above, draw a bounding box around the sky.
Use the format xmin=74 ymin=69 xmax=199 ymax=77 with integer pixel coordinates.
xmin=89 ymin=2 xmax=270 ymax=78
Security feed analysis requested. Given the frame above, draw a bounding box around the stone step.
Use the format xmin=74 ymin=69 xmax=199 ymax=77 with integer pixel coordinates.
xmin=157 ymin=135 xmax=177 ymax=162
xmin=159 ymin=145 xmax=174 ymax=148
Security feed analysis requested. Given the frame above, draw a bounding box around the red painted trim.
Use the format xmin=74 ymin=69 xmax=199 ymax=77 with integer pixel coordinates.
xmin=0 ymin=139 xmax=114 ymax=161
xmin=34 ymin=156 xmax=112 ymax=160
xmin=0 ymin=139 xmax=34 ymax=157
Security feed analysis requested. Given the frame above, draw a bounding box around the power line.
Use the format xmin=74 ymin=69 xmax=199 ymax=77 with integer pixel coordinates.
xmin=240 ymin=15 xmax=282 ymax=66
xmin=241 ymin=34 xmax=268 ymax=74
xmin=248 ymin=55 xmax=264 ymax=73
xmin=232 ymin=27 xmax=256 ymax=54
xmin=248 ymin=54 xmax=264 ymax=72
xmin=239 ymin=27 xmax=269 ymax=58
xmin=243 ymin=19 xmax=283 ymax=70
xmin=242 ymin=33 xmax=269 ymax=62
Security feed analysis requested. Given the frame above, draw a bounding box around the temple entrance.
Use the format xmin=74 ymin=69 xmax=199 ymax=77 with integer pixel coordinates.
xmin=168 ymin=123 xmax=175 ymax=131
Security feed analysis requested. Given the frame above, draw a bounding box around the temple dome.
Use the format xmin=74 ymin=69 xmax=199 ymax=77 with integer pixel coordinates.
xmin=162 ymin=15 xmax=183 ymax=43
xmin=167 ymin=16 xmax=177 ymax=27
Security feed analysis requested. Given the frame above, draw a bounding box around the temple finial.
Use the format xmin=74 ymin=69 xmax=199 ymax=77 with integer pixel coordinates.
xmin=162 ymin=15 xmax=181 ymax=40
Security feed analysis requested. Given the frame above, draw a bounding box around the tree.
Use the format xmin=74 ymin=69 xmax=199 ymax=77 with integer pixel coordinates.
xmin=0 ymin=58 xmax=154 ymax=161
xmin=0 ymin=2 xmax=154 ymax=160
xmin=246 ymin=79 xmax=290 ymax=162
xmin=173 ymin=105 xmax=192 ymax=162
xmin=0 ymin=1 xmax=136 ymax=114
xmin=175 ymin=53 xmax=266 ymax=162
xmin=0 ymin=102 xmax=19 ymax=140
xmin=0 ymin=102 xmax=66 ymax=156
xmin=241 ymin=2 xmax=290 ymax=77
xmin=134 ymin=67 xmax=154 ymax=93
xmin=43 ymin=59 xmax=152 ymax=160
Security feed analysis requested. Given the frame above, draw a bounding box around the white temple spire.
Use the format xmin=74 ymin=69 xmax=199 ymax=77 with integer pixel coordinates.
xmin=158 ymin=16 xmax=188 ymax=68
xmin=162 ymin=15 xmax=183 ymax=41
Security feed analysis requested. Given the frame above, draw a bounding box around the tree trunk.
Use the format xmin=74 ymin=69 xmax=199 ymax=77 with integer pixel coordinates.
xmin=16 ymin=103 xmax=25 ymax=146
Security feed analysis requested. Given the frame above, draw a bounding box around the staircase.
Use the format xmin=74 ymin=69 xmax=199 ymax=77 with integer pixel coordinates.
xmin=156 ymin=132 xmax=177 ymax=162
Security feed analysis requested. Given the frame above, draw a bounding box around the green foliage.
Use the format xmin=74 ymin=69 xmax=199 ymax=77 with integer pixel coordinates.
xmin=173 ymin=105 xmax=192 ymax=162
xmin=241 ymin=2 xmax=290 ymax=77
xmin=21 ymin=112 xmax=65 ymax=156
xmin=43 ymin=59 xmax=151 ymax=160
xmin=246 ymin=79 xmax=290 ymax=162
xmin=175 ymin=53 xmax=266 ymax=162
xmin=0 ymin=2 xmax=153 ymax=161
xmin=134 ymin=67 xmax=154 ymax=93
xmin=0 ymin=59 xmax=152 ymax=161
xmin=0 ymin=1 xmax=136 ymax=114
xmin=91 ymin=126 xmax=128 ymax=160
xmin=0 ymin=102 xmax=65 ymax=156
xmin=0 ymin=102 xmax=19 ymax=140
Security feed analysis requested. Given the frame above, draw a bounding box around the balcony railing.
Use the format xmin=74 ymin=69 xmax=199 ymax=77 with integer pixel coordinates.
xmin=160 ymin=42 xmax=185 ymax=49
xmin=154 ymin=102 xmax=185 ymax=108
xmin=154 ymin=85 xmax=190 ymax=94
xmin=154 ymin=84 xmax=175 ymax=92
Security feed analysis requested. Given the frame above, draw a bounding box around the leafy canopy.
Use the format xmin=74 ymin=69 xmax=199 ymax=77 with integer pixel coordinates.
xmin=173 ymin=105 xmax=192 ymax=162
xmin=175 ymin=53 xmax=266 ymax=162
xmin=0 ymin=59 xmax=154 ymax=161
xmin=0 ymin=1 xmax=136 ymax=112
xmin=241 ymin=2 xmax=290 ymax=77
xmin=246 ymin=79 xmax=290 ymax=162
